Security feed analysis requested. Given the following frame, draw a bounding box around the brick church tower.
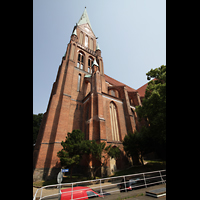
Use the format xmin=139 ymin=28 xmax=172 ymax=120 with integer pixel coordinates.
xmin=33 ymin=8 xmax=143 ymax=181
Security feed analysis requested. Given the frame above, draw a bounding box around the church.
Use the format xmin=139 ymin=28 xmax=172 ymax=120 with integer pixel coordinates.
xmin=33 ymin=8 xmax=148 ymax=181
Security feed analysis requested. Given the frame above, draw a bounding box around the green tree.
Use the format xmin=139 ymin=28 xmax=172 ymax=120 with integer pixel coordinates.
xmin=123 ymin=129 xmax=153 ymax=165
xmin=33 ymin=113 xmax=43 ymax=145
xmin=57 ymin=129 xmax=88 ymax=180
xmin=57 ymin=129 xmax=121 ymax=179
xmin=136 ymin=65 xmax=166 ymax=159
xmin=88 ymin=142 xmax=121 ymax=178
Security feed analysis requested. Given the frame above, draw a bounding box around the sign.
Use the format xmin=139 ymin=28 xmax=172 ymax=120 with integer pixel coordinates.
xmin=62 ymin=169 xmax=69 ymax=173
xmin=57 ymin=171 xmax=63 ymax=184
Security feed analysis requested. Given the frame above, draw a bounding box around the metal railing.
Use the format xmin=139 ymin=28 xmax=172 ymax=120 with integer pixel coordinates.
xmin=33 ymin=169 xmax=166 ymax=200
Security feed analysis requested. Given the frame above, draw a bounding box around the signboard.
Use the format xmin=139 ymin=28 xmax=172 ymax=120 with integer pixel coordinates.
xmin=62 ymin=169 xmax=69 ymax=173
xmin=57 ymin=171 xmax=63 ymax=184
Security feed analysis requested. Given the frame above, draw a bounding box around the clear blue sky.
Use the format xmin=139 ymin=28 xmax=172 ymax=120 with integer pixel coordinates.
xmin=33 ymin=0 xmax=166 ymax=114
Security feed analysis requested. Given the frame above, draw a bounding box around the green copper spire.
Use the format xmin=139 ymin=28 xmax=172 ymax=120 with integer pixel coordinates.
xmin=72 ymin=28 xmax=77 ymax=36
xmin=96 ymin=42 xmax=100 ymax=51
xmin=92 ymin=58 xmax=99 ymax=67
xmin=77 ymin=7 xmax=92 ymax=30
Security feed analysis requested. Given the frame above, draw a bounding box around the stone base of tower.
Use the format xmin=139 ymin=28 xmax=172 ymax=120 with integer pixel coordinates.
xmin=33 ymin=167 xmax=61 ymax=182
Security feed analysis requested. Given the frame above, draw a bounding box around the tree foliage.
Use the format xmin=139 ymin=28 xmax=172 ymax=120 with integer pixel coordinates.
xmin=136 ymin=65 xmax=166 ymax=159
xmin=57 ymin=129 xmax=121 ymax=179
xmin=87 ymin=141 xmax=121 ymax=178
xmin=57 ymin=129 xmax=87 ymax=180
xmin=33 ymin=113 xmax=43 ymax=145
xmin=123 ymin=129 xmax=154 ymax=165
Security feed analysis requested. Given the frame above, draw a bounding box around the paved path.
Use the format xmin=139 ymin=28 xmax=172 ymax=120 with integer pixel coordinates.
xmin=103 ymin=184 xmax=166 ymax=200
xmin=33 ymin=183 xmax=166 ymax=200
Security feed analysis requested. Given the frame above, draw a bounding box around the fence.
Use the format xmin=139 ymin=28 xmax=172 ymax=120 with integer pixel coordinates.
xmin=33 ymin=169 xmax=166 ymax=200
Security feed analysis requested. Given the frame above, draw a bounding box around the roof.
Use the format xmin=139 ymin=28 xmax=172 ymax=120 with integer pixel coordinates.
xmin=92 ymin=58 xmax=99 ymax=67
xmin=77 ymin=8 xmax=93 ymax=31
xmin=136 ymin=82 xmax=148 ymax=98
xmin=137 ymin=78 xmax=156 ymax=98
xmin=72 ymin=28 xmax=77 ymax=36
xmin=96 ymin=42 xmax=100 ymax=50
xmin=104 ymin=74 xmax=136 ymax=92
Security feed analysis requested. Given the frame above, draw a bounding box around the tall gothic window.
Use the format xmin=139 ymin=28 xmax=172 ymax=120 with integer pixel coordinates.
xmin=77 ymin=52 xmax=84 ymax=70
xmin=88 ymin=57 xmax=93 ymax=74
xmin=79 ymin=31 xmax=83 ymax=44
xmin=90 ymin=38 xmax=93 ymax=50
xmin=109 ymin=102 xmax=120 ymax=141
xmin=85 ymin=35 xmax=88 ymax=47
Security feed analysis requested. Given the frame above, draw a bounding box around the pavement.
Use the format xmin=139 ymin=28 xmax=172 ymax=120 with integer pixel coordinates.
xmin=102 ymin=184 xmax=166 ymax=200
xmin=33 ymin=183 xmax=166 ymax=200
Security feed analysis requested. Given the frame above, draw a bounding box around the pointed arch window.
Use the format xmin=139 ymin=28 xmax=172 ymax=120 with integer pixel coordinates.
xmin=85 ymin=35 xmax=88 ymax=47
xmin=88 ymin=57 xmax=93 ymax=74
xmin=77 ymin=52 xmax=84 ymax=70
xmin=79 ymin=31 xmax=83 ymax=44
xmin=110 ymin=102 xmax=120 ymax=141
xmin=90 ymin=38 xmax=93 ymax=50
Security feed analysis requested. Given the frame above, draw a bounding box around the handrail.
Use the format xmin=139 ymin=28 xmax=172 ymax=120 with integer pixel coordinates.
xmin=33 ymin=169 xmax=166 ymax=200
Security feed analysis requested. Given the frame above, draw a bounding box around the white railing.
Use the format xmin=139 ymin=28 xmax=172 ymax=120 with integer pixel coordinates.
xmin=33 ymin=169 xmax=166 ymax=200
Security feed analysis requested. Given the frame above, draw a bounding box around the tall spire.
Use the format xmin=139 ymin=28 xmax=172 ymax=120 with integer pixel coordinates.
xmin=92 ymin=58 xmax=99 ymax=67
xmin=96 ymin=42 xmax=100 ymax=51
xmin=72 ymin=28 xmax=77 ymax=36
xmin=77 ymin=7 xmax=92 ymax=30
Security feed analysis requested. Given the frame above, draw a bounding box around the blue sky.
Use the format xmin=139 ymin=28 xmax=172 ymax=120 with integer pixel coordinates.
xmin=33 ymin=0 xmax=166 ymax=114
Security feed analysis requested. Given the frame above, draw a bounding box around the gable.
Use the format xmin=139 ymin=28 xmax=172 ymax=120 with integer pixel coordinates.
xmin=104 ymin=74 xmax=136 ymax=92
xmin=78 ymin=23 xmax=96 ymax=38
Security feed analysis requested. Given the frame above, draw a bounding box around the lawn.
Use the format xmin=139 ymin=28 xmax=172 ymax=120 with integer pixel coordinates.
xmin=33 ymin=175 xmax=91 ymax=187
xmin=112 ymin=160 xmax=166 ymax=177
xmin=33 ymin=160 xmax=166 ymax=187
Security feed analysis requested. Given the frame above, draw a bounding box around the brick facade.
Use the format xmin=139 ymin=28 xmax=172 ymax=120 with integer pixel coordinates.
xmin=33 ymin=8 xmax=145 ymax=181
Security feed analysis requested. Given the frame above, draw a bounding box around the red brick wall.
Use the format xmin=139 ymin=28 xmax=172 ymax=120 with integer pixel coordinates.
xmin=33 ymin=24 xmax=142 ymax=181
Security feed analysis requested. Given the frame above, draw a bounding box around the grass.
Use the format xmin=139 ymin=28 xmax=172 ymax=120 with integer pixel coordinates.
xmin=33 ymin=175 xmax=91 ymax=187
xmin=112 ymin=159 xmax=166 ymax=177
xmin=33 ymin=159 xmax=166 ymax=187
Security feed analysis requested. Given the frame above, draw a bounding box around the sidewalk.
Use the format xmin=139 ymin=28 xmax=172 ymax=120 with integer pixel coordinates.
xmin=33 ymin=183 xmax=166 ymax=199
xmin=103 ymin=184 xmax=166 ymax=200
